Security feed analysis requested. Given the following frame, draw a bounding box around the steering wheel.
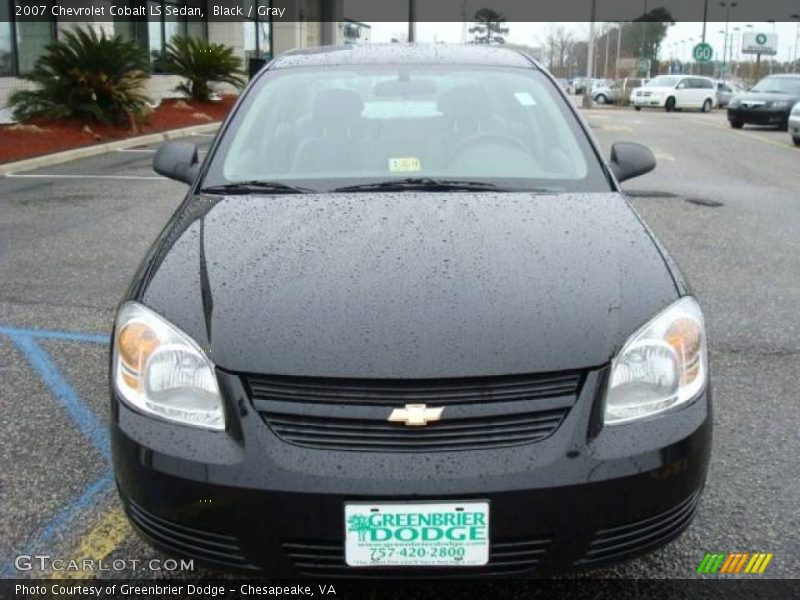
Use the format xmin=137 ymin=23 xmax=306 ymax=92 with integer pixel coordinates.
xmin=447 ymin=132 xmax=531 ymax=164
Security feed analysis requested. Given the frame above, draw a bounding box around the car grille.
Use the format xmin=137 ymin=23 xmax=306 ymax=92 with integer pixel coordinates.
xmin=125 ymin=499 xmax=257 ymax=569
xmin=246 ymin=371 xmax=582 ymax=452
xmin=575 ymin=491 xmax=701 ymax=566
xmin=282 ymin=535 xmax=552 ymax=577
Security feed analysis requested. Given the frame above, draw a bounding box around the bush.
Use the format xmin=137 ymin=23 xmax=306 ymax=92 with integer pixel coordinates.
xmin=9 ymin=27 xmax=150 ymax=128
xmin=163 ymin=36 xmax=246 ymax=102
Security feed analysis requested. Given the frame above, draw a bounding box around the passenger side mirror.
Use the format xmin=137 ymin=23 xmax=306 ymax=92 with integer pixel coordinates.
xmin=153 ymin=141 xmax=200 ymax=185
xmin=609 ymin=142 xmax=656 ymax=183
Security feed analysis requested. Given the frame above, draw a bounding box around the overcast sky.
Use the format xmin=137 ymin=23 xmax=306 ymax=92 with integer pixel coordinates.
xmin=365 ymin=21 xmax=800 ymax=63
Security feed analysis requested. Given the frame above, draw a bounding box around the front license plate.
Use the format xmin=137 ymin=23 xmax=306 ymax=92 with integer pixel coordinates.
xmin=344 ymin=501 xmax=489 ymax=567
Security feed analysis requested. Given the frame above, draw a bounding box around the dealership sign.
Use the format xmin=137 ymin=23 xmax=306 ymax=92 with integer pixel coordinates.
xmin=741 ymin=32 xmax=778 ymax=56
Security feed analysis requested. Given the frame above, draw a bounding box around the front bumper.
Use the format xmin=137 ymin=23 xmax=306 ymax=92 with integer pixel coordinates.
xmin=789 ymin=115 xmax=800 ymax=137
xmin=727 ymin=107 xmax=789 ymax=126
xmin=632 ymin=97 xmax=663 ymax=107
xmin=111 ymin=369 xmax=712 ymax=577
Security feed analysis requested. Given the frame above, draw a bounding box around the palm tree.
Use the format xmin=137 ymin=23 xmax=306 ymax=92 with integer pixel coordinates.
xmin=347 ymin=515 xmax=373 ymax=542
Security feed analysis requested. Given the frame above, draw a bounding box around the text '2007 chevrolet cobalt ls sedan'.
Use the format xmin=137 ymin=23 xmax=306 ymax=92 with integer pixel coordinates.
xmin=111 ymin=45 xmax=711 ymax=576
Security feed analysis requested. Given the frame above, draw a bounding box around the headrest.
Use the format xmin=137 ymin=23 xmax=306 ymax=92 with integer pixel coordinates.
xmin=437 ymin=85 xmax=492 ymax=122
xmin=313 ymin=88 xmax=364 ymax=123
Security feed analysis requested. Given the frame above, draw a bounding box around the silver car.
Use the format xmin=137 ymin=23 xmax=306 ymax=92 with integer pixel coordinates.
xmin=789 ymin=101 xmax=800 ymax=146
xmin=715 ymin=81 xmax=741 ymax=108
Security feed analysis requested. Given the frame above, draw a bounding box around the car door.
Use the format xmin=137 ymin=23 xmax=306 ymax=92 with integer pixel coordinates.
xmin=674 ymin=78 xmax=692 ymax=108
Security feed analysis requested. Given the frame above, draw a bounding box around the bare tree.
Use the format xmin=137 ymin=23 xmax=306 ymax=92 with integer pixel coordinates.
xmin=541 ymin=26 xmax=576 ymax=77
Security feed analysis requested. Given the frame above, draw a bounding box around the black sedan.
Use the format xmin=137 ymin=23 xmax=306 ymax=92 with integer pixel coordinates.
xmin=727 ymin=74 xmax=800 ymax=130
xmin=111 ymin=44 xmax=711 ymax=576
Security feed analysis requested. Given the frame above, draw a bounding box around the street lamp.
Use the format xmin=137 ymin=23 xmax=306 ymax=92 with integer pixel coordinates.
xmin=720 ymin=2 xmax=738 ymax=80
xmin=687 ymin=37 xmax=694 ymax=73
xmin=791 ymin=14 xmax=800 ymax=69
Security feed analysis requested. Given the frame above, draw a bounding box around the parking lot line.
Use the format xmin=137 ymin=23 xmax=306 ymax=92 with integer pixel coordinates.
xmin=0 ymin=471 xmax=114 ymax=577
xmin=0 ymin=325 xmax=107 ymax=344
xmin=3 ymin=330 xmax=109 ymax=458
xmin=4 ymin=174 xmax=164 ymax=181
xmin=0 ymin=324 xmax=117 ymax=577
xmin=50 ymin=506 xmax=131 ymax=580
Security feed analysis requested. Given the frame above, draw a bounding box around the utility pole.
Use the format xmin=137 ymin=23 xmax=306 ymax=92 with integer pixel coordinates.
xmin=582 ymin=0 xmax=597 ymax=109
xmin=408 ymin=0 xmax=416 ymax=43
xmin=615 ymin=24 xmax=622 ymax=80
xmin=701 ymin=0 xmax=709 ymax=43
xmin=604 ymin=25 xmax=611 ymax=79
xmin=720 ymin=2 xmax=737 ymax=80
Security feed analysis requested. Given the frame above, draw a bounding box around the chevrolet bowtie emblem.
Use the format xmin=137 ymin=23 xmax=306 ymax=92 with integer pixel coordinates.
xmin=387 ymin=404 xmax=444 ymax=427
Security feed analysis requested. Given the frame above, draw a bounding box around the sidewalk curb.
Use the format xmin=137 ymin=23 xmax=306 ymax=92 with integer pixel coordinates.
xmin=0 ymin=122 xmax=220 ymax=175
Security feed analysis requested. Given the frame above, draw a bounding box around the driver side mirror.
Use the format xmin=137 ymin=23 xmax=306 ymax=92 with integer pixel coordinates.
xmin=153 ymin=141 xmax=200 ymax=185
xmin=609 ymin=142 xmax=656 ymax=182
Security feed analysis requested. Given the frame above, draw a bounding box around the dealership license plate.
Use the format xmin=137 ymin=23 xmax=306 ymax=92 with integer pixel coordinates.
xmin=344 ymin=501 xmax=489 ymax=567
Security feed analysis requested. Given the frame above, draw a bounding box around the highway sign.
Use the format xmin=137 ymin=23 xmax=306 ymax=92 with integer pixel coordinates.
xmin=693 ymin=43 xmax=714 ymax=63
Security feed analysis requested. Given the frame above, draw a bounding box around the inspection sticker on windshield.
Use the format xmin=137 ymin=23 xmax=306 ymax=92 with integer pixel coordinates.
xmin=514 ymin=92 xmax=537 ymax=106
xmin=388 ymin=157 xmax=421 ymax=172
xmin=344 ymin=501 xmax=489 ymax=567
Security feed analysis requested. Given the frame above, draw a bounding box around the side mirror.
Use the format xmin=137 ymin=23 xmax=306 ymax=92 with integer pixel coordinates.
xmin=153 ymin=141 xmax=200 ymax=185
xmin=610 ymin=142 xmax=656 ymax=183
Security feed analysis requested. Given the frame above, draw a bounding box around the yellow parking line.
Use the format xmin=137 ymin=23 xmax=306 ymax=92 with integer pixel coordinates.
xmin=692 ymin=118 xmax=798 ymax=151
xmin=596 ymin=124 xmax=633 ymax=132
xmin=653 ymin=152 xmax=676 ymax=161
xmin=49 ymin=506 xmax=131 ymax=579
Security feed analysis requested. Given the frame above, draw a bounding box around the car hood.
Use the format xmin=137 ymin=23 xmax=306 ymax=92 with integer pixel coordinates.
xmin=734 ymin=91 xmax=800 ymax=104
xmin=137 ymin=192 xmax=679 ymax=378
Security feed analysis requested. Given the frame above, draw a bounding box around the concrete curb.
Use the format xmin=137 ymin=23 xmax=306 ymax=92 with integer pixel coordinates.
xmin=0 ymin=122 xmax=220 ymax=175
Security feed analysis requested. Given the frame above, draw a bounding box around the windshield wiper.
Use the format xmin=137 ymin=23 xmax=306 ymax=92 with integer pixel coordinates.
xmin=331 ymin=178 xmax=523 ymax=193
xmin=201 ymin=180 xmax=313 ymax=195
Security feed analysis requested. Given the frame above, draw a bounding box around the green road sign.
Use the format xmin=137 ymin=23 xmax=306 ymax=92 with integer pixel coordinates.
xmin=693 ymin=43 xmax=714 ymax=63
xmin=755 ymin=33 xmax=767 ymax=45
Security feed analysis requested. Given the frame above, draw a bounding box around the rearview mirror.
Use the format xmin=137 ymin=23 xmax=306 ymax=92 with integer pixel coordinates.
xmin=153 ymin=141 xmax=200 ymax=185
xmin=609 ymin=142 xmax=656 ymax=183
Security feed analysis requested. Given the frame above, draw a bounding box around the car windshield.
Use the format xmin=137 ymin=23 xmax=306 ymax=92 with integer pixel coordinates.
xmin=646 ymin=76 xmax=681 ymax=87
xmin=203 ymin=64 xmax=610 ymax=193
xmin=750 ymin=77 xmax=800 ymax=95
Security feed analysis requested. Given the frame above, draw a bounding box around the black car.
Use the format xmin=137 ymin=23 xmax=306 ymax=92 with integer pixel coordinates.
xmin=727 ymin=74 xmax=800 ymax=130
xmin=111 ymin=45 xmax=711 ymax=576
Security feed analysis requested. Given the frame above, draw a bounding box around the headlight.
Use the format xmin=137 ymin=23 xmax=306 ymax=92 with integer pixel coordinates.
xmin=728 ymin=98 xmax=740 ymax=108
xmin=791 ymin=103 xmax=800 ymax=115
xmin=605 ymin=297 xmax=707 ymax=425
xmin=771 ymin=100 xmax=790 ymax=109
xmin=113 ymin=302 xmax=224 ymax=430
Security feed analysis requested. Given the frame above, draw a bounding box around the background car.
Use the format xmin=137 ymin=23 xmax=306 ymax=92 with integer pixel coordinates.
xmin=789 ymin=101 xmax=800 ymax=145
xmin=555 ymin=78 xmax=570 ymax=94
xmin=595 ymin=78 xmax=648 ymax=105
xmin=632 ymin=75 xmax=716 ymax=112
xmin=715 ymin=80 xmax=742 ymax=108
xmin=727 ymin=74 xmax=800 ymax=130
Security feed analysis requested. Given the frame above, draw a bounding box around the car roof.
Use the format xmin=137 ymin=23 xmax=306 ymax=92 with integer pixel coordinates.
xmin=271 ymin=44 xmax=537 ymax=70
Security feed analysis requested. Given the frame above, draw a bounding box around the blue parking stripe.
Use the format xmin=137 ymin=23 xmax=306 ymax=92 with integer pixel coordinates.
xmin=6 ymin=332 xmax=110 ymax=460
xmin=0 ymin=325 xmax=116 ymax=576
xmin=0 ymin=325 xmax=107 ymax=344
xmin=0 ymin=470 xmax=114 ymax=577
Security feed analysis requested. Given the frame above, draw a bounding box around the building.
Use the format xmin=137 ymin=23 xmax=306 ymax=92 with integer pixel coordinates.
xmin=0 ymin=0 xmax=359 ymax=110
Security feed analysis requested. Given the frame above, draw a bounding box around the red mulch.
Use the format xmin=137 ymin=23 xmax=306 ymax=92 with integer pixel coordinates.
xmin=0 ymin=95 xmax=237 ymax=164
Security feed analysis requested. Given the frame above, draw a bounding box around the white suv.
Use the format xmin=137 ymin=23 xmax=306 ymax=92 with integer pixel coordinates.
xmin=632 ymin=75 xmax=716 ymax=113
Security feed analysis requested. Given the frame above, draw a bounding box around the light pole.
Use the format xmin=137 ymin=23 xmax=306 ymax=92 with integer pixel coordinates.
xmin=583 ymin=0 xmax=598 ymax=109
xmin=792 ymin=14 xmax=800 ymax=69
xmin=731 ymin=26 xmax=740 ymax=77
xmin=614 ymin=24 xmax=623 ymax=80
xmin=718 ymin=30 xmax=727 ymax=78
xmin=720 ymin=2 xmax=738 ymax=80
xmin=687 ymin=37 xmax=694 ymax=73
xmin=604 ymin=24 xmax=611 ymax=79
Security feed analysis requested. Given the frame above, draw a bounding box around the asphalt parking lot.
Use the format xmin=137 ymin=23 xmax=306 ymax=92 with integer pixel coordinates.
xmin=1 ymin=107 xmax=798 ymax=584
